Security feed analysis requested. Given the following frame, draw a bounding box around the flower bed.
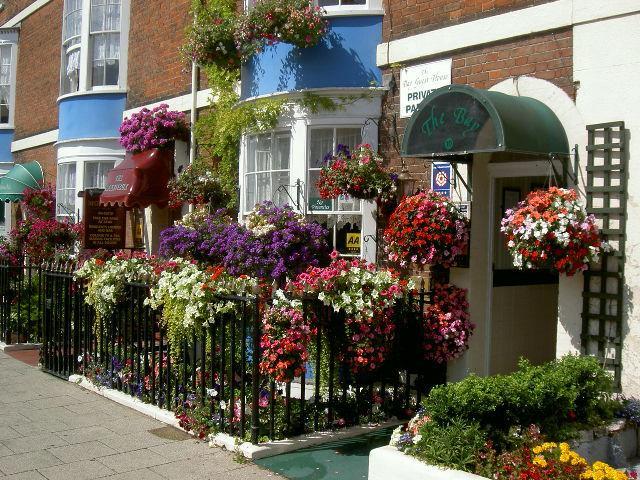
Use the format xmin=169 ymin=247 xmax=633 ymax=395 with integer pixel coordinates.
xmin=381 ymin=355 xmax=638 ymax=480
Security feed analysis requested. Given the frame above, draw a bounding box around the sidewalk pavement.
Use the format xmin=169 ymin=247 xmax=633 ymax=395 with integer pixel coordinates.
xmin=0 ymin=350 xmax=283 ymax=480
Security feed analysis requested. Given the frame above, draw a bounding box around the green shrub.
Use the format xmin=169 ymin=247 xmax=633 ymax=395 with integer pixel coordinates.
xmin=422 ymin=355 xmax=613 ymax=449
xmin=406 ymin=418 xmax=487 ymax=472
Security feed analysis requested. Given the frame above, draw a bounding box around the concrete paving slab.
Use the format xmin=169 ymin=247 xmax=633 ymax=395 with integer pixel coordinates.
xmin=0 ymin=351 xmax=284 ymax=479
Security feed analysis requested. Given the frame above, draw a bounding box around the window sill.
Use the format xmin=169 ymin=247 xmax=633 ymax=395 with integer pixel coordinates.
xmin=57 ymin=88 xmax=128 ymax=103
xmin=0 ymin=125 xmax=14 ymax=130
xmin=322 ymin=8 xmax=384 ymax=16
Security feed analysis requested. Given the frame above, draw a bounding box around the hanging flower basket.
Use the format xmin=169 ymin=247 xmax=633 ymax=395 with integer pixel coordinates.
xmin=167 ymin=163 xmax=229 ymax=210
xmin=423 ymin=284 xmax=474 ymax=364
xmin=383 ymin=190 xmax=470 ymax=268
xmin=317 ymin=144 xmax=397 ymax=204
xmin=119 ymin=104 xmax=189 ymax=154
xmin=500 ymin=187 xmax=608 ymax=276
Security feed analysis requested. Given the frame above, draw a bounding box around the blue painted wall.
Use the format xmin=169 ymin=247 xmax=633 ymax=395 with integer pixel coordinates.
xmin=0 ymin=130 xmax=13 ymax=164
xmin=58 ymin=93 xmax=126 ymax=141
xmin=241 ymin=16 xmax=382 ymax=99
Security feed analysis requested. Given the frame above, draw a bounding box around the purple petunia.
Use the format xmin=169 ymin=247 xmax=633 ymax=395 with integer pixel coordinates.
xmin=159 ymin=202 xmax=329 ymax=282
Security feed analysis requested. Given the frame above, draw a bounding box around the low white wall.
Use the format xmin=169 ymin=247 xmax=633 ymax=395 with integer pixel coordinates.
xmin=368 ymin=446 xmax=487 ymax=480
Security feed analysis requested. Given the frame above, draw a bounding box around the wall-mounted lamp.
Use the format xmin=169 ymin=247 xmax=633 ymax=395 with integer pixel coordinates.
xmin=0 ymin=3 xmax=5 ymax=12
xmin=396 ymin=158 xmax=417 ymax=198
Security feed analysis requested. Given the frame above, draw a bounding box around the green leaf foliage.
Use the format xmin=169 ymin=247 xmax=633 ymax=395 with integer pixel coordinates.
xmin=406 ymin=419 xmax=487 ymax=472
xmin=422 ymin=355 xmax=614 ymax=450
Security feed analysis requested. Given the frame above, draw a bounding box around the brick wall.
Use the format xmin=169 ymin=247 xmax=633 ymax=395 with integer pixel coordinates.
xmin=127 ymin=0 xmax=201 ymax=108
xmin=13 ymin=144 xmax=57 ymax=184
xmin=379 ymin=29 xmax=573 ymax=170
xmin=383 ymin=0 xmax=556 ymax=42
xmin=13 ymin=0 xmax=62 ymax=140
xmin=0 ymin=0 xmax=36 ymax=25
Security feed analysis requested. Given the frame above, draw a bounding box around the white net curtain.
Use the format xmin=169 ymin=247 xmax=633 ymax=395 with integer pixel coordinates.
xmin=0 ymin=44 xmax=11 ymax=123
xmin=90 ymin=0 xmax=121 ymax=86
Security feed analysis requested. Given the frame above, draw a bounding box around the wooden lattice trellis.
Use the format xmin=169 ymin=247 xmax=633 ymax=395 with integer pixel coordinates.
xmin=581 ymin=121 xmax=627 ymax=389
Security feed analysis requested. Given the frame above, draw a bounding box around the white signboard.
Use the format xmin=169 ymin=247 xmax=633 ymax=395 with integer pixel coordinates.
xmin=399 ymin=58 xmax=452 ymax=118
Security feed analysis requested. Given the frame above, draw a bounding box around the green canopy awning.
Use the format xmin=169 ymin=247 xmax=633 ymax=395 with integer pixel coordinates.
xmin=0 ymin=161 xmax=44 ymax=203
xmin=401 ymin=85 xmax=570 ymax=158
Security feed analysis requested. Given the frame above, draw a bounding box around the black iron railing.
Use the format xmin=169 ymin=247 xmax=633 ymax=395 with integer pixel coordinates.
xmin=29 ymin=263 xmax=444 ymax=444
xmin=0 ymin=260 xmax=45 ymax=345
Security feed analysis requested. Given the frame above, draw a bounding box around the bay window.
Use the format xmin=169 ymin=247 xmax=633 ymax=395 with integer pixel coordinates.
xmin=244 ymin=132 xmax=291 ymax=212
xmin=57 ymin=163 xmax=77 ymax=220
xmin=60 ymin=0 xmax=128 ymax=95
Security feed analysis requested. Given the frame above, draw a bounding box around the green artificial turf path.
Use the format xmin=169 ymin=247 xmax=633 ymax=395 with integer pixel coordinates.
xmin=255 ymin=427 xmax=394 ymax=480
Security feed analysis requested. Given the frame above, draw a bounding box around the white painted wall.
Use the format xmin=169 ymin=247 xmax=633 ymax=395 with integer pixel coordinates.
xmin=573 ymin=12 xmax=640 ymax=396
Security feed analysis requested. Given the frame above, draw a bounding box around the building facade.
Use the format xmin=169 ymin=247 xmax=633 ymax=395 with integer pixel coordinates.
xmin=0 ymin=0 xmax=207 ymax=245
xmin=3 ymin=0 xmax=640 ymax=395
xmin=374 ymin=0 xmax=640 ymax=395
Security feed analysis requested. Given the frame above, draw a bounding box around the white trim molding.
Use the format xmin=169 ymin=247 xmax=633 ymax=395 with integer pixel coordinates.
xmin=11 ymin=129 xmax=59 ymax=152
xmin=123 ymin=88 xmax=214 ymax=118
xmin=376 ymin=0 xmax=640 ymax=66
xmin=1 ymin=0 xmax=53 ymax=28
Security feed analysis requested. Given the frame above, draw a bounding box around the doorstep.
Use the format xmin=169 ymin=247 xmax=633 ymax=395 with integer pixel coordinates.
xmin=68 ymin=373 xmax=402 ymax=460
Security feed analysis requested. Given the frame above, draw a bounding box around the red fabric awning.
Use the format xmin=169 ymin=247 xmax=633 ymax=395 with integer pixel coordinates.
xmin=100 ymin=148 xmax=173 ymax=209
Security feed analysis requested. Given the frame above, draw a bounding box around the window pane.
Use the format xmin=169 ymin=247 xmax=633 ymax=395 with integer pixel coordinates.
xmin=91 ymin=33 xmax=120 ymax=86
xmin=0 ymin=45 xmax=10 ymax=85
xmin=336 ymin=221 xmax=362 ymax=255
xmin=317 ymin=0 xmax=339 ymax=5
xmin=341 ymin=0 xmax=366 ymax=4
xmin=246 ymin=137 xmax=257 ymax=173
xmin=256 ymin=172 xmax=270 ymax=204
xmin=272 ymin=171 xmax=290 ymax=207
xmin=256 ymin=135 xmax=271 ymax=171
xmin=63 ymin=49 xmax=81 ymax=94
xmin=85 ymin=161 xmax=114 ymax=189
xmin=245 ymin=174 xmax=256 ymax=210
xmin=307 ymin=169 xmax=321 ymax=202
xmin=274 ymin=135 xmax=290 ymax=170
xmin=337 ymin=194 xmax=361 ymax=212
xmin=56 ymin=163 xmax=77 ymax=218
xmin=309 ymin=128 xmax=333 ymax=168
xmin=336 ymin=128 xmax=361 ymax=152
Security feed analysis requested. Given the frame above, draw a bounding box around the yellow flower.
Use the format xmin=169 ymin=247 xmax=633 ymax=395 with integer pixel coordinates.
xmin=533 ymin=446 xmax=543 ymax=454
xmin=533 ymin=455 xmax=548 ymax=468
xmin=560 ymin=453 xmax=570 ymax=463
xmin=559 ymin=442 xmax=570 ymax=452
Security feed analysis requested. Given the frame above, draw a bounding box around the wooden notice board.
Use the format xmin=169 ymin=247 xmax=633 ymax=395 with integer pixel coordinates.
xmin=82 ymin=189 xmax=126 ymax=249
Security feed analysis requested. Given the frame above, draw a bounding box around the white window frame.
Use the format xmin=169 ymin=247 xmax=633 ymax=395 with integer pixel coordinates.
xmin=243 ymin=130 xmax=292 ymax=214
xmin=0 ymin=29 xmax=19 ymax=129
xmin=59 ymin=0 xmax=130 ymax=98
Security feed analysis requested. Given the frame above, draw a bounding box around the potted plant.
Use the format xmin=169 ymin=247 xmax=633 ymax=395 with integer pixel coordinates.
xmin=383 ymin=190 xmax=470 ymax=269
xmin=317 ymin=144 xmax=397 ymax=204
xmin=500 ymin=187 xmax=608 ymax=276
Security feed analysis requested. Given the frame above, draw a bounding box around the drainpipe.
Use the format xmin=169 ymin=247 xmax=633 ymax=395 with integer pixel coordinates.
xmin=190 ymin=60 xmax=199 ymax=165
